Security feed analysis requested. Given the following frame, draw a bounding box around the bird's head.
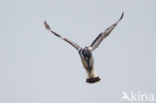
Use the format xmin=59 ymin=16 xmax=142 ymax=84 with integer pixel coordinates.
xmin=83 ymin=47 xmax=92 ymax=60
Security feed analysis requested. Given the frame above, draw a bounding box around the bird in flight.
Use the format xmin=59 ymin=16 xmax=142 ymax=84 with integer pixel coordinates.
xmin=44 ymin=12 xmax=124 ymax=83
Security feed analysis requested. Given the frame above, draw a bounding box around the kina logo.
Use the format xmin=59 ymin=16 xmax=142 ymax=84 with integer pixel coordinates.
xmin=121 ymin=91 xmax=155 ymax=102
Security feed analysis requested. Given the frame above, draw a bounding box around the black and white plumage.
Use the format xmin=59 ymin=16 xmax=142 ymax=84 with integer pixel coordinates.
xmin=44 ymin=12 xmax=124 ymax=83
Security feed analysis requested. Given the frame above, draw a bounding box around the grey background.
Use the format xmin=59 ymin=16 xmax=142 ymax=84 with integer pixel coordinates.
xmin=0 ymin=0 xmax=155 ymax=103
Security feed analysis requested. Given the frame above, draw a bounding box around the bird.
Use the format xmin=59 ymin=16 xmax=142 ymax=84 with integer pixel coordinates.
xmin=44 ymin=12 xmax=124 ymax=83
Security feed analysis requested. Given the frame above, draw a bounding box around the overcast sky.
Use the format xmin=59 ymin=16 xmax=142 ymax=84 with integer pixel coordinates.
xmin=0 ymin=0 xmax=156 ymax=103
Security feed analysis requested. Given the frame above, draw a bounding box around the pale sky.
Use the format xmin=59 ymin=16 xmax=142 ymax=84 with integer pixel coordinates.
xmin=0 ymin=0 xmax=156 ymax=103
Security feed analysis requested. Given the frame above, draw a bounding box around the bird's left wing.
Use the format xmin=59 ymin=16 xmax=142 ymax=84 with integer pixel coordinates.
xmin=90 ymin=12 xmax=124 ymax=51
xmin=44 ymin=21 xmax=82 ymax=51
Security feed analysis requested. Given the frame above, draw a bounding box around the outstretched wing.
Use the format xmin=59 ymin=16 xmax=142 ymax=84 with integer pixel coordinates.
xmin=44 ymin=21 xmax=82 ymax=51
xmin=90 ymin=12 xmax=124 ymax=51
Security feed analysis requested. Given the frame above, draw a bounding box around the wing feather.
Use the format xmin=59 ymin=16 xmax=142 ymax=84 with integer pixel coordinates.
xmin=44 ymin=21 xmax=82 ymax=51
xmin=90 ymin=12 xmax=124 ymax=51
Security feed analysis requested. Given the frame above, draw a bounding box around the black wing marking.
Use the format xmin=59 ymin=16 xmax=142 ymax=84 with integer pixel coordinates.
xmin=90 ymin=12 xmax=124 ymax=51
xmin=44 ymin=21 xmax=82 ymax=51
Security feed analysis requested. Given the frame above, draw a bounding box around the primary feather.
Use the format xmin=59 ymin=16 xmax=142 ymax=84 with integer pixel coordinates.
xmin=90 ymin=12 xmax=124 ymax=51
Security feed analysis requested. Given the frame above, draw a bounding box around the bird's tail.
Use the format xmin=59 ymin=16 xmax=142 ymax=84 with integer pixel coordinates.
xmin=86 ymin=76 xmax=101 ymax=83
xmin=85 ymin=68 xmax=101 ymax=83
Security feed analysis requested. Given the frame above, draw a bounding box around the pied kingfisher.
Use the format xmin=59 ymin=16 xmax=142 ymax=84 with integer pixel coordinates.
xmin=44 ymin=12 xmax=124 ymax=83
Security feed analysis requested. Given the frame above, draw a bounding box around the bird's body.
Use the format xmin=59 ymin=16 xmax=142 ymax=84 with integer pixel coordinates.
xmin=44 ymin=12 xmax=124 ymax=83
xmin=79 ymin=47 xmax=100 ymax=83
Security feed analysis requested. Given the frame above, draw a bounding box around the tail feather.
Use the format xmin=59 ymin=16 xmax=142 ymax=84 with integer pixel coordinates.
xmin=86 ymin=77 xmax=101 ymax=83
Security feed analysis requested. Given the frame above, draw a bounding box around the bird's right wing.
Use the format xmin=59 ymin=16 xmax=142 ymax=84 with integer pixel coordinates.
xmin=90 ymin=12 xmax=124 ymax=51
xmin=44 ymin=21 xmax=82 ymax=51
